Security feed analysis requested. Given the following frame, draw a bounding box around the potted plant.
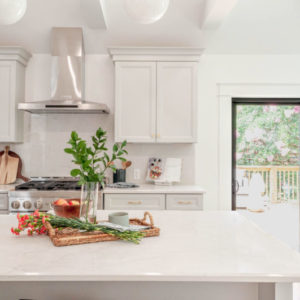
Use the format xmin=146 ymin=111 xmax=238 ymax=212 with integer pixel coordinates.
xmin=64 ymin=127 xmax=127 ymax=223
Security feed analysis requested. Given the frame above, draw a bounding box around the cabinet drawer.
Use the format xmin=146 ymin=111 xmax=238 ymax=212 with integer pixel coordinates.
xmin=166 ymin=194 xmax=203 ymax=210
xmin=0 ymin=194 xmax=8 ymax=210
xmin=104 ymin=194 xmax=165 ymax=210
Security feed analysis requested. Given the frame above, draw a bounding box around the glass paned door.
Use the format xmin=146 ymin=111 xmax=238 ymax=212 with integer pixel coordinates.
xmin=232 ymin=100 xmax=300 ymax=250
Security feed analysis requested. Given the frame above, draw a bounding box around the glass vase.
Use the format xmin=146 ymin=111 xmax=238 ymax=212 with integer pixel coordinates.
xmin=80 ymin=182 xmax=99 ymax=223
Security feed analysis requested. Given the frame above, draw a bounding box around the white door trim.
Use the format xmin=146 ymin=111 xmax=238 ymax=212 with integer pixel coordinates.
xmin=218 ymin=83 xmax=300 ymax=210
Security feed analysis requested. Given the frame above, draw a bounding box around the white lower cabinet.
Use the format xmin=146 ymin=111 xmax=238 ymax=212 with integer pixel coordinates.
xmin=104 ymin=194 xmax=165 ymax=210
xmin=104 ymin=193 xmax=204 ymax=210
xmin=166 ymin=194 xmax=203 ymax=210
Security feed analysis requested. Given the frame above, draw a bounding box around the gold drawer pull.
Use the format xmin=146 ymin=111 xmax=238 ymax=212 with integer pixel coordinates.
xmin=178 ymin=201 xmax=192 ymax=205
xmin=128 ymin=201 xmax=142 ymax=205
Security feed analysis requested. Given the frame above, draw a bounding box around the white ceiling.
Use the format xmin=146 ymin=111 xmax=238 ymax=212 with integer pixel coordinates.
xmin=206 ymin=0 xmax=300 ymax=54
xmin=0 ymin=0 xmax=205 ymax=54
xmin=0 ymin=0 xmax=300 ymax=54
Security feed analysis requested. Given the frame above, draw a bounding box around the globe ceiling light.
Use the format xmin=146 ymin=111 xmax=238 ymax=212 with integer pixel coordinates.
xmin=124 ymin=0 xmax=170 ymax=24
xmin=0 ymin=0 xmax=27 ymax=25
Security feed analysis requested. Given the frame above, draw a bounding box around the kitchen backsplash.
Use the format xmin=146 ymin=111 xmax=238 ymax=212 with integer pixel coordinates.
xmin=0 ymin=54 xmax=196 ymax=185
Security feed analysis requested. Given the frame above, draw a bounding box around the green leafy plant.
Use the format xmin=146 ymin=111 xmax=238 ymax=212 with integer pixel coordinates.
xmin=64 ymin=127 xmax=128 ymax=186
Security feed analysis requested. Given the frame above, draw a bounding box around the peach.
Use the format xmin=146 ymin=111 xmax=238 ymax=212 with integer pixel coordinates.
xmin=70 ymin=200 xmax=80 ymax=206
xmin=55 ymin=198 xmax=69 ymax=206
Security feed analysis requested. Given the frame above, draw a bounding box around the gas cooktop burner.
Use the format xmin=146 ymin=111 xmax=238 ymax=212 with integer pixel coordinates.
xmin=15 ymin=180 xmax=81 ymax=191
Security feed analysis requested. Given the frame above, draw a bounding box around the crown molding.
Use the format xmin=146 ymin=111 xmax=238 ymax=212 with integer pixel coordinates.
xmin=108 ymin=47 xmax=203 ymax=62
xmin=0 ymin=47 xmax=32 ymax=66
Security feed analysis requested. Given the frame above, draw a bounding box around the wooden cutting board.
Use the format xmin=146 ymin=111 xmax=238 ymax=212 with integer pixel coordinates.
xmin=0 ymin=148 xmax=29 ymax=184
xmin=0 ymin=146 xmax=19 ymax=184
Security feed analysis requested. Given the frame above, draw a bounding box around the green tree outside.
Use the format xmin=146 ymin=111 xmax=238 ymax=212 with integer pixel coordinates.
xmin=236 ymin=105 xmax=300 ymax=166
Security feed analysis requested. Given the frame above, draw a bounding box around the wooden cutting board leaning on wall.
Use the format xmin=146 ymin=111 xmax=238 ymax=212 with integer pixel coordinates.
xmin=0 ymin=146 xmax=19 ymax=184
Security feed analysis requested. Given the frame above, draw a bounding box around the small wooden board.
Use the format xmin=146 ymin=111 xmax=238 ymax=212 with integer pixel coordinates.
xmin=45 ymin=212 xmax=160 ymax=247
xmin=0 ymin=146 xmax=19 ymax=184
xmin=0 ymin=148 xmax=29 ymax=183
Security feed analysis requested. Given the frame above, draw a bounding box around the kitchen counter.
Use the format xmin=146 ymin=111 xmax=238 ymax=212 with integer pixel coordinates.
xmin=0 ymin=183 xmax=18 ymax=193
xmin=1 ymin=210 xmax=299 ymax=299
xmin=1 ymin=210 xmax=300 ymax=283
xmin=5 ymin=182 xmax=205 ymax=194
xmin=103 ymin=184 xmax=205 ymax=194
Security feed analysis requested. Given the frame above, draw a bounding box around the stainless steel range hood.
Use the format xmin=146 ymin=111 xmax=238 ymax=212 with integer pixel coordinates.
xmin=18 ymin=28 xmax=110 ymax=114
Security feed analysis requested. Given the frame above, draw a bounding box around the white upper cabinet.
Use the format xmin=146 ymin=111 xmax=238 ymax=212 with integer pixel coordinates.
xmin=157 ymin=62 xmax=197 ymax=143
xmin=115 ymin=62 xmax=156 ymax=143
xmin=0 ymin=47 xmax=31 ymax=143
xmin=109 ymin=48 xmax=202 ymax=144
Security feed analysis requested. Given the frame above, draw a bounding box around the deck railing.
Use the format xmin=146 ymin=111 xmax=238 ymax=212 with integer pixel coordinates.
xmin=237 ymin=165 xmax=299 ymax=203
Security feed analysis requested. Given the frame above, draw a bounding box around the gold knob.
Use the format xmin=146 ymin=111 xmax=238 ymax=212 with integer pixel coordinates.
xmin=128 ymin=201 xmax=142 ymax=205
xmin=178 ymin=201 xmax=192 ymax=205
xmin=151 ymin=134 xmax=155 ymax=138
xmin=157 ymin=133 xmax=160 ymax=138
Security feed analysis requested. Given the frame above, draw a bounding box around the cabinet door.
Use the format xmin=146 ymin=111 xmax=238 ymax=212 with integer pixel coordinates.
xmin=166 ymin=194 xmax=203 ymax=210
xmin=115 ymin=62 xmax=156 ymax=143
xmin=0 ymin=62 xmax=14 ymax=141
xmin=104 ymin=194 xmax=165 ymax=210
xmin=157 ymin=62 xmax=198 ymax=143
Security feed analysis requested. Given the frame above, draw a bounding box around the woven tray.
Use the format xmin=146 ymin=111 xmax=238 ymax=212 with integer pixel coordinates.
xmin=45 ymin=212 xmax=160 ymax=247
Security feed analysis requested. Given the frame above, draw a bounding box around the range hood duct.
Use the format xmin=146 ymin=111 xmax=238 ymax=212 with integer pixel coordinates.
xmin=18 ymin=27 xmax=110 ymax=114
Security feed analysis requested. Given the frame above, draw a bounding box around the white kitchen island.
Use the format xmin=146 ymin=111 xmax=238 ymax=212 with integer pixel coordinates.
xmin=1 ymin=211 xmax=300 ymax=300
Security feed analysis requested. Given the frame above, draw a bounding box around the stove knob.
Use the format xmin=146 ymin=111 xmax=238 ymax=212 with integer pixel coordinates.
xmin=34 ymin=200 xmax=43 ymax=209
xmin=23 ymin=201 xmax=32 ymax=209
xmin=11 ymin=201 xmax=20 ymax=209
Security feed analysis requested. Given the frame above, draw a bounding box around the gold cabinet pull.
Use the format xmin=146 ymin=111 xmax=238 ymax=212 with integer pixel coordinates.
xmin=128 ymin=201 xmax=142 ymax=205
xmin=157 ymin=133 xmax=160 ymax=138
xmin=178 ymin=201 xmax=192 ymax=205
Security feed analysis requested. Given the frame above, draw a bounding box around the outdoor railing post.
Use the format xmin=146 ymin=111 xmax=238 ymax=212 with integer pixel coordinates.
xmin=237 ymin=165 xmax=299 ymax=203
xmin=270 ymin=167 xmax=278 ymax=203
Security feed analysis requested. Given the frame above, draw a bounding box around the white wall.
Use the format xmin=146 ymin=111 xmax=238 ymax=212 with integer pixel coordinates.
xmin=197 ymin=54 xmax=300 ymax=210
xmin=0 ymin=54 xmax=196 ymax=184
xmin=3 ymin=53 xmax=300 ymax=206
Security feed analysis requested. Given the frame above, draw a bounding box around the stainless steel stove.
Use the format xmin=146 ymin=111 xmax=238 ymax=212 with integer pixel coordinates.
xmin=8 ymin=177 xmax=85 ymax=213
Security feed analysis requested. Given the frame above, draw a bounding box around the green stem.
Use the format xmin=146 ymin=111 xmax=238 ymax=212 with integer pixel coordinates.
xmin=49 ymin=216 xmax=144 ymax=244
xmin=85 ymin=184 xmax=91 ymax=223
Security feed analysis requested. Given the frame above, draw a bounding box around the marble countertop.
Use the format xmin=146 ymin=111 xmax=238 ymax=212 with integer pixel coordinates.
xmin=103 ymin=184 xmax=205 ymax=194
xmin=1 ymin=211 xmax=300 ymax=282
xmin=3 ymin=182 xmax=205 ymax=195
xmin=0 ymin=183 xmax=18 ymax=194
